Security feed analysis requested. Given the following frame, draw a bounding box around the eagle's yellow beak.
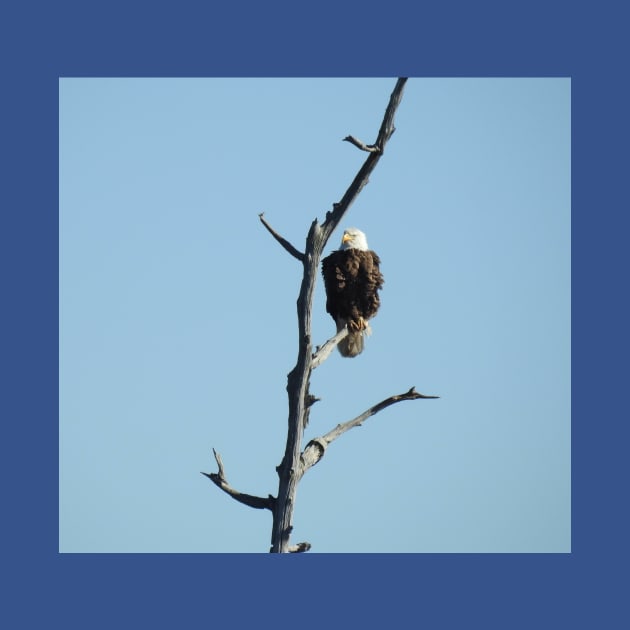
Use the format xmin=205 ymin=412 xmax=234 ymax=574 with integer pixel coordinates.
xmin=342 ymin=233 xmax=352 ymax=244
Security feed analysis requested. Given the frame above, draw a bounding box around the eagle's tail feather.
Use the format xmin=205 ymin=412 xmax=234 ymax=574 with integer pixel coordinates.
xmin=336 ymin=319 xmax=371 ymax=358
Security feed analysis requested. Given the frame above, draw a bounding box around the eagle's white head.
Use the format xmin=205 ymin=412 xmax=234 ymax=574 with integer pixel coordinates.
xmin=340 ymin=227 xmax=369 ymax=251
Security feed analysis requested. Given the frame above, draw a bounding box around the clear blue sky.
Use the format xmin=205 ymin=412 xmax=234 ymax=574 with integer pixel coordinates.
xmin=59 ymin=78 xmax=570 ymax=553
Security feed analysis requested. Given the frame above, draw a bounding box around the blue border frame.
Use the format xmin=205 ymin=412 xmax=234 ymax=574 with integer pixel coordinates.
xmin=3 ymin=1 xmax=626 ymax=627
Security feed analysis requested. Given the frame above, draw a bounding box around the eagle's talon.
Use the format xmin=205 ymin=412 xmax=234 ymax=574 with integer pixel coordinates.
xmin=349 ymin=317 xmax=368 ymax=332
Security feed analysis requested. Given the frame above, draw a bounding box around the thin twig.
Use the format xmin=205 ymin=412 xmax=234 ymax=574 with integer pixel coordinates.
xmin=299 ymin=387 xmax=439 ymax=475
xmin=259 ymin=213 xmax=305 ymax=262
xmin=311 ymin=327 xmax=349 ymax=369
xmin=202 ymin=449 xmax=275 ymax=511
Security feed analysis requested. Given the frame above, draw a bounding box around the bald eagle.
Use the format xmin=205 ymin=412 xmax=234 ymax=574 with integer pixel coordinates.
xmin=321 ymin=227 xmax=384 ymax=357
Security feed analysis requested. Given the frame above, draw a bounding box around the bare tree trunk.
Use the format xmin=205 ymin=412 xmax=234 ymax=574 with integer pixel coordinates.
xmin=270 ymin=220 xmax=323 ymax=553
xmin=204 ymin=78 xmax=439 ymax=553
xmin=269 ymin=78 xmax=409 ymax=553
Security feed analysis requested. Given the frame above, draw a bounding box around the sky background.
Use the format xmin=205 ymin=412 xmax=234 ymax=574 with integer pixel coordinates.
xmin=59 ymin=78 xmax=570 ymax=553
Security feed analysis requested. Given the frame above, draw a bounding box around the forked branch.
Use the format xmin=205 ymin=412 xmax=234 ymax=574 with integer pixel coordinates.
xmin=299 ymin=387 xmax=439 ymax=475
xmin=321 ymin=78 xmax=407 ymax=237
xmin=202 ymin=449 xmax=275 ymax=511
xmin=324 ymin=386 xmax=439 ymax=442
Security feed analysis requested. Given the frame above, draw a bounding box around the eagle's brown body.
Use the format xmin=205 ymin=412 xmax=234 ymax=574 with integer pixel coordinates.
xmin=321 ymin=229 xmax=384 ymax=357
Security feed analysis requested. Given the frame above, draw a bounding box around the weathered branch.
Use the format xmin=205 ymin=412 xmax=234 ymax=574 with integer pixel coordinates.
xmin=202 ymin=449 xmax=275 ymax=511
xmin=342 ymin=135 xmax=380 ymax=152
xmin=259 ymin=213 xmax=305 ymax=262
xmin=311 ymin=326 xmax=350 ymax=369
xmin=299 ymin=387 xmax=439 ymax=475
xmin=321 ymin=77 xmax=407 ymax=239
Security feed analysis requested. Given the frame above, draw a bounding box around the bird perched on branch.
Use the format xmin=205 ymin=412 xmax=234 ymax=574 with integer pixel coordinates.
xmin=321 ymin=227 xmax=384 ymax=357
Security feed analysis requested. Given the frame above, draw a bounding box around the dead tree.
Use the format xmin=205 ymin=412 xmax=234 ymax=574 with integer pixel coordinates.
xmin=202 ymin=78 xmax=438 ymax=553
